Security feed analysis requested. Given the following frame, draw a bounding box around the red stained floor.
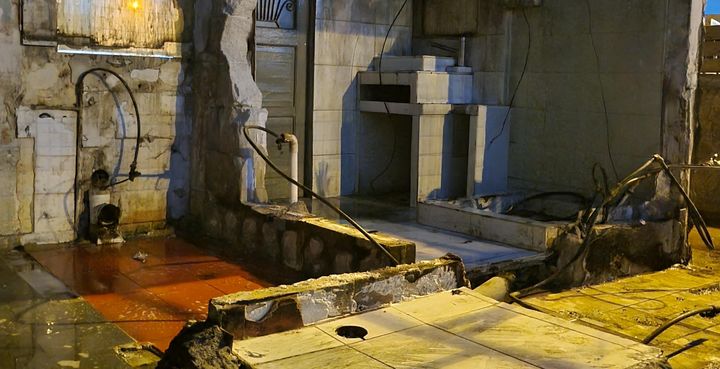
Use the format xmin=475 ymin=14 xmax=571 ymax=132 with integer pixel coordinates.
xmin=29 ymin=238 xmax=272 ymax=351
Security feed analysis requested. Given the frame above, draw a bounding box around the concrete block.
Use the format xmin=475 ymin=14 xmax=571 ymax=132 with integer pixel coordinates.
xmin=413 ymin=72 xmax=473 ymax=104
xmin=31 ymin=193 xmax=75 ymax=236
xmin=467 ymin=105 xmax=510 ymax=197
xmin=305 ymin=237 xmax=325 ymax=264
xmin=159 ymin=61 xmax=186 ymax=86
xmin=372 ymin=56 xmax=456 ymax=73
xmin=0 ymin=196 xmax=19 ymax=235
xmin=262 ymin=222 xmax=279 ymax=260
xmin=313 ymin=155 xmax=340 ymax=198
xmin=333 ymin=252 xmax=353 ymax=274
xmin=209 ymin=257 xmax=467 ymax=340
xmin=418 ymin=201 xmax=562 ymax=252
xmin=313 ymin=65 xmax=353 ymax=111
xmin=315 ymin=19 xmax=375 ymax=67
xmin=130 ymin=69 xmax=160 ymax=83
xmin=374 ymin=24 xmax=411 ymax=56
xmin=115 ymin=190 xmax=167 ymax=224
xmin=282 ymin=230 xmax=303 ymax=271
xmin=17 ymin=140 xmax=34 ymax=234
xmin=241 ymin=217 xmax=258 ymax=250
xmin=35 ymin=155 xmax=75 ymax=194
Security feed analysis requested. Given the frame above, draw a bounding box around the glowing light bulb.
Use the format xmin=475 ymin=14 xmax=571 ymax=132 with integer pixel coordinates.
xmin=130 ymin=1 xmax=140 ymax=10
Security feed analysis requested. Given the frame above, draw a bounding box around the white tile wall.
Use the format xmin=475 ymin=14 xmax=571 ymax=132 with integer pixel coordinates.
xmin=16 ymin=107 xmax=77 ymax=244
xmin=312 ymin=0 xmax=413 ymax=198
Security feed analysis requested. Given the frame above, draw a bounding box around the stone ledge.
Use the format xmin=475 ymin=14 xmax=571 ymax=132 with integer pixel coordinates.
xmin=207 ymin=255 xmax=468 ymax=341
xmin=194 ymin=199 xmax=416 ymax=279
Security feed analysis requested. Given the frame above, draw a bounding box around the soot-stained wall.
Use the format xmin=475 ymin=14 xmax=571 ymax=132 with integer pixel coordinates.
xmin=417 ymin=0 xmax=702 ymax=198
xmin=0 ymin=0 xmax=192 ymax=246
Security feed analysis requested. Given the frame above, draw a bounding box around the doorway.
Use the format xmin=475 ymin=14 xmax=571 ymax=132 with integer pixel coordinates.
xmin=254 ymin=0 xmax=309 ymax=201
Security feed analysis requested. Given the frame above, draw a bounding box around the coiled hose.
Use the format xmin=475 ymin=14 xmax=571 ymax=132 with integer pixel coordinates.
xmin=76 ymin=68 xmax=142 ymax=187
xmin=243 ymin=125 xmax=400 ymax=266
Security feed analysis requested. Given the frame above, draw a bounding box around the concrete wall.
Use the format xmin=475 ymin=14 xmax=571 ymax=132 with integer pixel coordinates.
xmin=0 ymin=0 xmax=192 ymax=246
xmin=312 ymin=0 xmax=413 ymax=197
xmin=416 ymin=0 xmax=702 ymax=199
xmin=189 ymin=0 xmax=270 ymax=230
xmin=505 ymin=1 xmax=667 ymax=193
xmin=693 ymin=75 xmax=720 ymax=225
xmin=413 ymin=0 xmax=510 ymax=107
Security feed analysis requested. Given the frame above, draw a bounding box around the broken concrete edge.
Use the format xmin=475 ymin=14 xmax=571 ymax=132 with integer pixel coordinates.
xmin=466 ymin=253 xmax=548 ymax=289
xmin=188 ymin=200 xmax=415 ymax=280
xmin=206 ymin=254 xmax=468 ymax=341
xmin=546 ymin=217 xmax=687 ymax=289
xmin=114 ymin=343 xmax=163 ymax=369
xmin=156 ymin=321 xmax=242 ymax=369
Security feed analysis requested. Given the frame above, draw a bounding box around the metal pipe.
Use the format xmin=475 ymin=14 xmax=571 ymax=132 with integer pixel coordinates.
xmin=244 ymin=125 xmax=401 ymax=266
xmin=280 ymin=133 xmax=299 ymax=203
xmin=458 ymin=36 xmax=466 ymax=67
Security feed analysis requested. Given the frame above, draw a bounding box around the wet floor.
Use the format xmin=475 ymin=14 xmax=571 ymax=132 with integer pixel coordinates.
xmin=525 ymin=228 xmax=720 ymax=369
xmin=27 ymin=237 xmax=273 ymax=351
xmin=0 ymin=248 xmax=136 ymax=369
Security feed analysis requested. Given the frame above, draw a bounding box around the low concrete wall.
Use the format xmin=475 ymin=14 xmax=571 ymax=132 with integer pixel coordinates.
xmin=191 ymin=200 xmax=415 ymax=279
xmin=208 ymin=255 xmax=468 ymax=340
xmin=550 ymin=218 xmax=687 ymax=288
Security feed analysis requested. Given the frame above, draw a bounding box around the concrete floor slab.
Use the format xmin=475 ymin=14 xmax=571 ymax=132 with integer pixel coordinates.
xmin=307 ymin=196 xmax=537 ymax=269
xmin=233 ymin=288 xmax=665 ymax=368
xmin=524 ymin=228 xmax=720 ymax=369
xmin=27 ymin=238 xmax=273 ymax=350
xmin=0 ymin=249 xmax=136 ymax=369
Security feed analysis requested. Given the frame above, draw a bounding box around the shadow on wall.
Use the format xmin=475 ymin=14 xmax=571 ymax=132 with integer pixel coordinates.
xmin=312 ymin=0 xmax=412 ymax=198
xmin=166 ymin=63 xmax=192 ymax=220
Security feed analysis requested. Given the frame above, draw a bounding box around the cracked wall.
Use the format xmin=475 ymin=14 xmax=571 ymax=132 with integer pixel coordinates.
xmin=189 ymin=0 xmax=270 ymax=233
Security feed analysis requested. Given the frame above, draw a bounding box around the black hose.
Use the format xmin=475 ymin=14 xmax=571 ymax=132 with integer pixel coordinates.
xmin=642 ymin=306 xmax=720 ymax=344
xmin=242 ymin=125 xmax=401 ymax=266
xmin=512 ymin=155 xmax=715 ymax=299
xmin=370 ymin=0 xmax=408 ymax=190
xmin=76 ymin=68 xmax=142 ymax=188
xmin=377 ymin=0 xmax=409 ymax=88
xmin=504 ymin=191 xmax=590 ymax=221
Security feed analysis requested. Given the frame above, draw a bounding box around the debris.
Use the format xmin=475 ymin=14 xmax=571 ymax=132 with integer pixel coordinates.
xmin=133 ymin=251 xmax=148 ymax=263
xmin=156 ymin=322 xmax=240 ymax=369
xmin=57 ymin=361 xmax=80 ymax=368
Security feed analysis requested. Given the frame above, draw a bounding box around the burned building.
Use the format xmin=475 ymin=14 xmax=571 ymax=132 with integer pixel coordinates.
xmin=0 ymin=0 xmax=718 ymax=368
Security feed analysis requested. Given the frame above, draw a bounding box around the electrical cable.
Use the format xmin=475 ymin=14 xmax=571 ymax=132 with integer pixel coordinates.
xmin=510 ymin=155 xmax=716 ymax=300
xmin=585 ymin=0 xmax=620 ymax=182
xmin=76 ymin=68 xmax=142 ymax=188
xmin=504 ymin=191 xmax=590 ymax=221
xmin=243 ymin=125 xmax=401 ymax=266
xmin=642 ymin=306 xmax=720 ymax=344
xmin=488 ymin=8 xmax=531 ymax=146
xmin=369 ymin=123 xmax=399 ymax=194
xmin=377 ymin=0 xmax=409 ymax=89
xmin=369 ymin=0 xmax=408 ymax=192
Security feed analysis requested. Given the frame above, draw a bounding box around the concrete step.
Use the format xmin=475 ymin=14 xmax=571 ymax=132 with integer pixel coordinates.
xmin=418 ymin=200 xmax=569 ymax=252
xmin=372 ymin=55 xmax=456 ymax=72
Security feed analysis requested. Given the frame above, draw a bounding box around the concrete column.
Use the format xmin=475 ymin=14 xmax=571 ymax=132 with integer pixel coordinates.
xmin=467 ymin=105 xmax=510 ymax=197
